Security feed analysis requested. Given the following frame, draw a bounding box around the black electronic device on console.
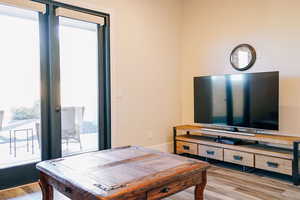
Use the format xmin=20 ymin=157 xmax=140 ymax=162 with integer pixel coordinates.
xmin=214 ymin=137 xmax=243 ymax=145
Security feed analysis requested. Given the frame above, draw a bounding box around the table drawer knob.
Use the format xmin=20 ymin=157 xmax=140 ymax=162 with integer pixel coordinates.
xmin=233 ymin=155 xmax=243 ymax=161
xmin=267 ymin=161 xmax=279 ymax=168
xmin=206 ymin=150 xmax=215 ymax=155
xmin=183 ymin=145 xmax=190 ymax=150
xmin=160 ymin=187 xmax=170 ymax=193
xmin=65 ymin=187 xmax=72 ymax=194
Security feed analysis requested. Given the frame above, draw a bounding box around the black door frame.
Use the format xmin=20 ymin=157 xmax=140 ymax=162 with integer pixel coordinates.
xmin=0 ymin=0 xmax=111 ymax=190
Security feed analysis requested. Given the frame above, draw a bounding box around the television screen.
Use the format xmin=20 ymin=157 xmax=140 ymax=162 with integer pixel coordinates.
xmin=194 ymin=71 xmax=279 ymax=130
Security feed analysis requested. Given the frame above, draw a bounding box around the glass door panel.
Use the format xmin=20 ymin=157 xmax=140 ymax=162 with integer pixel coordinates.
xmin=58 ymin=17 xmax=99 ymax=156
xmin=0 ymin=5 xmax=41 ymax=169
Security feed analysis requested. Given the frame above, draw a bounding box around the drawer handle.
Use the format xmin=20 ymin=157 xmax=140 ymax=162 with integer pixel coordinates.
xmin=267 ymin=161 xmax=279 ymax=168
xmin=206 ymin=150 xmax=215 ymax=155
xmin=65 ymin=187 xmax=72 ymax=194
xmin=183 ymin=145 xmax=190 ymax=150
xmin=233 ymin=155 xmax=243 ymax=161
xmin=160 ymin=187 xmax=170 ymax=193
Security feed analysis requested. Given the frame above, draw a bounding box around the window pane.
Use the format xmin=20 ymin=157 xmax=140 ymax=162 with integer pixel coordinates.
xmin=59 ymin=17 xmax=99 ymax=156
xmin=0 ymin=5 xmax=41 ymax=168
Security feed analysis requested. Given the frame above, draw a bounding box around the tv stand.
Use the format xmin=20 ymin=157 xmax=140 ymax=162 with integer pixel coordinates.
xmin=173 ymin=125 xmax=300 ymax=185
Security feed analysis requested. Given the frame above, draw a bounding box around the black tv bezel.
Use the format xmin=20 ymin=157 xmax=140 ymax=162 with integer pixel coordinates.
xmin=193 ymin=71 xmax=279 ymax=132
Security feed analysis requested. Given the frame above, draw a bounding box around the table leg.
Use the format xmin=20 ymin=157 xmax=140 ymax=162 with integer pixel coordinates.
xmin=194 ymin=171 xmax=207 ymax=200
xmin=39 ymin=173 xmax=54 ymax=200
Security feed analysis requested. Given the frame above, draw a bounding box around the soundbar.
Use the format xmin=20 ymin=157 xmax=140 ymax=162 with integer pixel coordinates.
xmin=201 ymin=128 xmax=255 ymax=136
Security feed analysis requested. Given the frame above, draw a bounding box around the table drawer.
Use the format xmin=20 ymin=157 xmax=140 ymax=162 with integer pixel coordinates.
xmin=198 ymin=145 xmax=223 ymax=160
xmin=255 ymin=155 xmax=292 ymax=175
xmin=147 ymin=173 xmax=203 ymax=200
xmin=224 ymin=149 xmax=254 ymax=167
xmin=176 ymin=141 xmax=198 ymax=154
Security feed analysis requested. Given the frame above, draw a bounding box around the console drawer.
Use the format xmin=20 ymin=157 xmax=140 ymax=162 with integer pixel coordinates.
xmin=224 ymin=149 xmax=254 ymax=167
xmin=176 ymin=141 xmax=197 ymax=155
xmin=255 ymin=155 xmax=292 ymax=175
xmin=198 ymin=145 xmax=223 ymax=160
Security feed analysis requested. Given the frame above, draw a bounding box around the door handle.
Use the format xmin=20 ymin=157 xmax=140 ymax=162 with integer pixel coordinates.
xmin=55 ymin=106 xmax=61 ymax=112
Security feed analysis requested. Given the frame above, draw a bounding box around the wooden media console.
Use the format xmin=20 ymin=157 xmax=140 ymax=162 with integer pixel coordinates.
xmin=173 ymin=125 xmax=300 ymax=185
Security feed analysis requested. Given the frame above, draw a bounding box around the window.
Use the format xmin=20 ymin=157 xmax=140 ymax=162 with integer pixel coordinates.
xmin=0 ymin=0 xmax=110 ymax=190
xmin=0 ymin=4 xmax=41 ymax=168
xmin=59 ymin=17 xmax=99 ymax=156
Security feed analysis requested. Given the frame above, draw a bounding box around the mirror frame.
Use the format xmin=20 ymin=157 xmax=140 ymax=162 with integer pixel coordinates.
xmin=230 ymin=44 xmax=256 ymax=71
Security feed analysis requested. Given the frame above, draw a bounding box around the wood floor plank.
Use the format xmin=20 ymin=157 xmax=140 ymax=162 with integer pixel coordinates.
xmin=208 ymin=170 xmax=286 ymax=195
xmin=1 ymin=165 xmax=300 ymax=200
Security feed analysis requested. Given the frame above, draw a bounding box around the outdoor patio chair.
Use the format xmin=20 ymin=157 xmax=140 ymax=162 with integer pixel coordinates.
xmin=61 ymin=107 xmax=84 ymax=150
xmin=35 ymin=122 xmax=41 ymax=149
xmin=35 ymin=107 xmax=84 ymax=150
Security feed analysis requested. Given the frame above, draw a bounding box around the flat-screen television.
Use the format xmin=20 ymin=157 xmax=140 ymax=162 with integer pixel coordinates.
xmin=194 ymin=71 xmax=279 ymax=131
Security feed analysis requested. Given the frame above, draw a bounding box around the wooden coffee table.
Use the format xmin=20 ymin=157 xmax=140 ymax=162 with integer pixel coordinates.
xmin=36 ymin=146 xmax=209 ymax=200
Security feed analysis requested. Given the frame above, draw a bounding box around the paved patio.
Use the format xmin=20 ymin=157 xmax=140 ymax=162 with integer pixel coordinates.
xmin=0 ymin=121 xmax=98 ymax=169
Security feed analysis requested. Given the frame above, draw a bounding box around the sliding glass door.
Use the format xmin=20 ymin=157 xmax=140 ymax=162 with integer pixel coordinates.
xmin=0 ymin=4 xmax=41 ymax=168
xmin=0 ymin=0 xmax=111 ymax=190
xmin=58 ymin=17 xmax=99 ymax=156
xmin=0 ymin=3 xmax=44 ymax=189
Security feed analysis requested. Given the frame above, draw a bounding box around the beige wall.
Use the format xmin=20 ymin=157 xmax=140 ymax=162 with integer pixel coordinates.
xmin=54 ymin=0 xmax=300 ymax=145
xmin=57 ymin=0 xmax=183 ymax=149
xmin=182 ymin=0 xmax=300 ymax=136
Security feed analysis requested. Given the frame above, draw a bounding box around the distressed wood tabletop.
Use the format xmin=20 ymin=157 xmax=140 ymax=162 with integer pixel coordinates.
xmin=36 ymin=146 xmax=209 ymax=200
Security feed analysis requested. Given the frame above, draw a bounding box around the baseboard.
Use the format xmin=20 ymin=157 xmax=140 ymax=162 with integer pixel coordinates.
xmin=148 ymin=142 xmax=173 ymax=153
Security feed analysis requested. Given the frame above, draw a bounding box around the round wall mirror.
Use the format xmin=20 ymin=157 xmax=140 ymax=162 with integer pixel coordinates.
xmin=230 ymin=44 xmax=256 ymax=71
